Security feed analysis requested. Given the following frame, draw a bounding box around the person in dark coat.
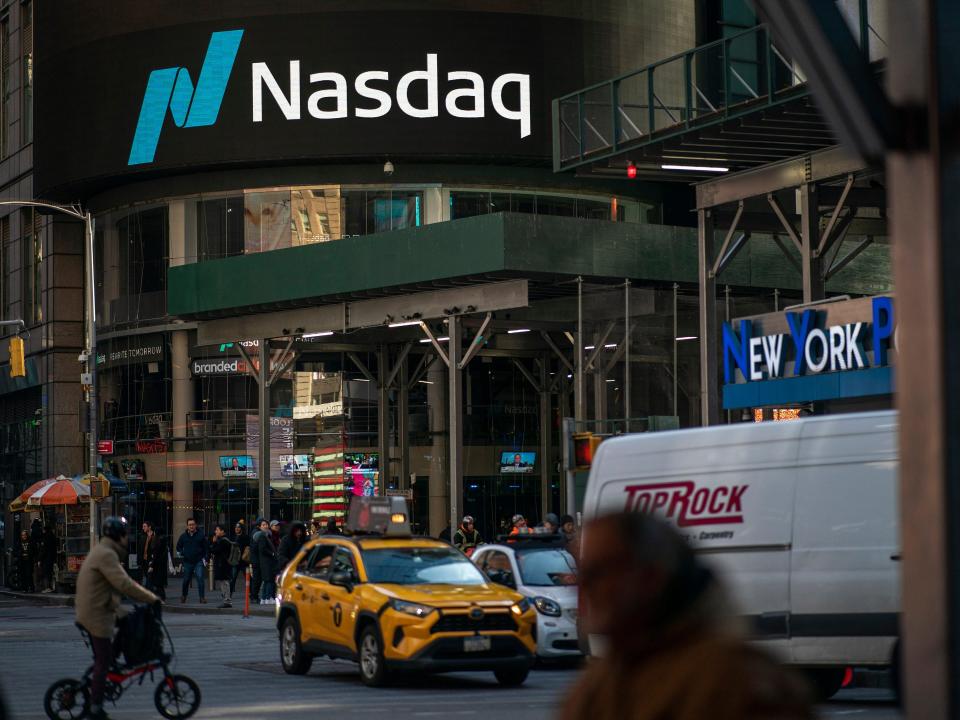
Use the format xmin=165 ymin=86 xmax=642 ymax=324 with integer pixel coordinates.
xmin=277 ymin=521 xmax=307 ymax=571
xmin=249 ymin=517 xmax=264 ymax=601
xmin=41 ymin=524 xmax=58 ymax=592
xmin=210 ymin=524 xmax=233 ymax=609
xmin=29 ymin=519 xmax=43 ymax=592
xmin=14 ymin=530 xmax=35 ymax=592
xmin=141 ymin=521 xmax=168 ymax=600
xmin=324 ymin=518 xmax=342 ymax=535
xmin=255 ymin=519 xmax=279 ymax=605
xmin=230 ymin=522 xmax=250 ymax=596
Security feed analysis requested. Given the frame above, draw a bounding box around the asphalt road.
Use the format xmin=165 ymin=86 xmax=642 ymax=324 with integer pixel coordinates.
xmin=0 ymin=597 xmax=900 ymax=720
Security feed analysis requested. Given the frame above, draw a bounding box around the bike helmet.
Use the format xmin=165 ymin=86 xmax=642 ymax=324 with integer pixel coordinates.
xmin=102 ymin=516 xmax=128 ymax=541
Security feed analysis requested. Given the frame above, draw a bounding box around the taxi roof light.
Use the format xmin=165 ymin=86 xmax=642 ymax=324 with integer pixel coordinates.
xmin=346 ymin=496 xmax=412 ymax=537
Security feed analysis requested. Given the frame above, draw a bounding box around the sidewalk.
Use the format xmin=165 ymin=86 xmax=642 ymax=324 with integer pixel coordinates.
xmin=1 ymin=581 xmax=275 ymax=617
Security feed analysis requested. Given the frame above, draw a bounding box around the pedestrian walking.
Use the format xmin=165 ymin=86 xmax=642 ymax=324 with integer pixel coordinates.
xmin=175 ymin=518 xmax=208 ymax=604
xmin=249 ymin=517 xmax=264 ymax=601
xmin=323 ymin=518 xmax=342 ymax=535
xmin=453 ymin=516 xmax=482 ymax=554
xmin=75 ymin=517 xmax=159 ymax=720
xmin=278 ymin=521 xmax=307 ymax=571
xmin=230 ymin=522 xmax=250 ymax=596
xmin=561 ymin=512 xmax=812 ymax=720
xmin=255 ymin=519 xmax=279 ymax=605
xmin=210 ymin=524 xmax=233 ymax=608
xmin=14 ymin=529 xmax=34 ymax=592
xmin=41 ymin=524 xmax=57 ymax=592
xmin=141 ymin=521 xmax=168 ymax=600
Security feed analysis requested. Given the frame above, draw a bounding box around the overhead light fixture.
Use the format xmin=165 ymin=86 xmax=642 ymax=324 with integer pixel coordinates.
xmin=354 ymin=378 xmax=371 ymax=382
xmin=676 ymin=336 xmax=698 ymax=341
xmin=302 ymin=331 xmax=334 ymax=338
xmin=605 ymin=379 xmax=616 ymax=383
xmin=389 ymin=320 xmax=422 ymax=328
xmin=584 ymin=345 xmax=595 ymax=350
xmin=661 ymin=164 xmax=729 ymax=173
xmin=604 ymin=343 xmax=617 ymax=349
xmin=418 ymin=380 xmax=434 ymax=385
xmin=507 ymin=328 xmax=531 ymax=334
xmin=419 ymin=337 xmax=449 ymax=344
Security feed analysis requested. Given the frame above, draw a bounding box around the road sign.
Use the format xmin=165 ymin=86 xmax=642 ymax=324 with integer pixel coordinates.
xmin=97 ymin=440 xmax=114 ymax=455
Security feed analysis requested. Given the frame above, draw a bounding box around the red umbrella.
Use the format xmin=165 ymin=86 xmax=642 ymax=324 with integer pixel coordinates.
xmin=8 ymin=477 xmax=56 ymax=512
xmin=27 ymin=476 xmax=90 ymax=507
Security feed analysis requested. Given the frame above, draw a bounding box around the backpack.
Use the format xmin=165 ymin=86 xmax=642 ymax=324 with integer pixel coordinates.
xmin=119 ymin=603 xmax=163 ymax=666
xmin=228 ymin=540 xmax=241 ymax=567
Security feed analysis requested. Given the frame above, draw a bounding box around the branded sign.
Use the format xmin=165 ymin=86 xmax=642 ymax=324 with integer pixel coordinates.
xmin=96 ymin=335 xmax=165 ymax=369
xmin=624 ymin=481 xmax=747 ymax=528
xmin=36 ymin=9 xmax=586 ymax=198
xmin=97 ymin=440 xmax=114 ymax=455
xmin=722 ymin=296 xmax=895 ymax=409
xmin=191 ymin=358 xmax=249 ymax=376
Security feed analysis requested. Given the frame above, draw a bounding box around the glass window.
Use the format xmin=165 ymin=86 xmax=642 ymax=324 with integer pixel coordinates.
xmin=21 ymin=1 xmax=31 ymax=144
xmin=0 ymin=18 xmax=8 ymax=158
xmin=244 ymin=191 xmax=291 ymax=254
xmin=332 ymin=547 xmax=358 ymax=581
xmin=361 ymin=546 xmax=486 ymax=585
xmin=515 ymin=548 xmax=577 ymax=587
xmin=291 ymin=188 xmax=343 ymax=244
xmin=21 ymin=208 xmax=40 ymax=325
xmin=197 ymin=196 xmax=243 ymax=261
xmin=342 ymin=190 xmax=422 ymax=237
xmin=116 ymin=207 xmax=168 ymax=320
xmin=308 ymin=544 xmax=336 ymax=579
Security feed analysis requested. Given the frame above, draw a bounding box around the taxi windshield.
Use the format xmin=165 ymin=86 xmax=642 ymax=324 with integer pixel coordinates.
xmin=515 ymin=548 xmax=578 ymax=587
xmin=362 ymin=546 xmax=487 ymax=585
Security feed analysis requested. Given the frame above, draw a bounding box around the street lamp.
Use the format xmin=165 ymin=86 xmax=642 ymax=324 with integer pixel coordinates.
xmin=0 ymin=200 xmax=98 ymax=548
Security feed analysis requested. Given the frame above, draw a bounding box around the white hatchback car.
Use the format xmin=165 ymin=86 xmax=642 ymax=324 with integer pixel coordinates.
xmin=473 ymin=537 xmax=580 ymax=659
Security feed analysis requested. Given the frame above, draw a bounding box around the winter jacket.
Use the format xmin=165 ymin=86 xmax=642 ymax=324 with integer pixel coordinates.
xmin=255 ymin=529 xmax=278 ymax=580
xmin=277 ymin=522 xmax=307 ymax=570
xmin=143 ymin=533 xmax=168 ymax=590
xmin=210 ymin=536 xmax=233 ymax=582
xmin=454 ymin=527 xmax=482 ymax=552
xmin=176 ymin=529 xmax=208 ymax=564
xmin=75 ymin=537 xmax=158 ymax=638
xmin=234 ymin=531 xmax=251 ymax=568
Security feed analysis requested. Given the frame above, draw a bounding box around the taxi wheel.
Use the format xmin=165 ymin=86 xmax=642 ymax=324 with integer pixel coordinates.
xmin=280 ymin=617 xmax=313 ymax=675
xmin=494 ymin=667 xmax=529 ymax=687
xmin=358 ymin=625 xmax=389 ymax=687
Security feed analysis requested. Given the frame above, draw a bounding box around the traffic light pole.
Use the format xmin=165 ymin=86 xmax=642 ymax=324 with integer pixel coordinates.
xmin=0 ymin=200 xmax=98 ymax=548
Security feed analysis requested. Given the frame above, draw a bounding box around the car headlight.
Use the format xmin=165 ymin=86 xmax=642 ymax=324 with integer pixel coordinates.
xmin=510 ymin=598 xmax=532 ymax=616
xmin=533 ymin=596 xmax=562 ymax=617
xmin=389 ymin=599 xmax=436 ymax=618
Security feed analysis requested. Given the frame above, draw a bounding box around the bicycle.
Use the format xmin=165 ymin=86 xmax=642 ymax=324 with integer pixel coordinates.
xmin=43 ymin=604 xmax=201 ymax=720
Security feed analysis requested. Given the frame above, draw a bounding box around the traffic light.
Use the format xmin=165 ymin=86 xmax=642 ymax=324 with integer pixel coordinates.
xmin=572 ymin=432 xmax=603 ymax=471
xmin=9 ymin=336 xmax=24 ymax=378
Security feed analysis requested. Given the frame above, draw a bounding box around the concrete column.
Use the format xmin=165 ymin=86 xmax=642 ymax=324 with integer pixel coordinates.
xmin=698 ymin=208 xmax=719 ymax=426
xmin=447 ymin=315 xmax=463 ymax=541
xmin=170 ymin=330 xmax=194 ymax=532
xmin=398 ymin=355 xmax=410 ymax=490
xmin=799 ymin=184 xmax=825 ymax=303
xmin=427 ymin=357 xmax=448 ymax=535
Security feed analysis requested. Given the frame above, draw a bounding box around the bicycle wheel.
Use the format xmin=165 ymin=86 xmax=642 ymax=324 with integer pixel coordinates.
xmin=43 ymin=678 xmax=89 ymax=720
xmin=154 ymin=674 xmax=201 ymax=720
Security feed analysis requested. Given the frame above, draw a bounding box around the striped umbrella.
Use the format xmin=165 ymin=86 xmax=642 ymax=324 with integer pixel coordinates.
xmin=27 ymin=476 xmax=91 ymax=506
xmin=8 ymin=478 xmax=56 ymax=512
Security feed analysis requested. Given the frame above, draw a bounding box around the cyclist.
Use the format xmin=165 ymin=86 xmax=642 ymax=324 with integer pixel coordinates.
xmin=75 ymin=517 xmax=160 ymax=720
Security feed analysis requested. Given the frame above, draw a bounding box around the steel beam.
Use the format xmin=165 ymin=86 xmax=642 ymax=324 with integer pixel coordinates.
xmin=398 ymin=354 xmax=410 ymax=495
xmin=767 ymin=193 xmax=804 ymax=253
xmin=696 ymin=146 xmax=865 ymax=209
xmin=698 ymin=209 xmax=719 ymax=425
xmin=378 ymin=345 xmax=391 ymax=493
xmin=800 ymin=183 xmax=825 ymax=302
xmin=818 ymin=173 xmax=855 ymax=255
xmin=710 ymin=201 xmax=745 ymax=277
xmin=257 ymin=339 xmax=270 ymax=520
xmin=447 ymin=315 xmax=463 ymax=544
xmin=538 ymin=357 xmax=551 ymax=521
xmin=458 ymin=312 xmax=492 ymax=370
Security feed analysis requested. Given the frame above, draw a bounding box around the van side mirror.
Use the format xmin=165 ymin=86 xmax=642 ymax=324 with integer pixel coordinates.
xmin=330 ymin=570 xmax=355 ymax=593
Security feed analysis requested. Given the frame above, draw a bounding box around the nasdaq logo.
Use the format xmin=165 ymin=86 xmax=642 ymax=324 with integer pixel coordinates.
xmin=128 ymin=30 xmax=244 ymax=165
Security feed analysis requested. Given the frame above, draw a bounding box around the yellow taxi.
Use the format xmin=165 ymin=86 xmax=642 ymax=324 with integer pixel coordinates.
xmin=276 ymin=497 xmax=537 ymax=686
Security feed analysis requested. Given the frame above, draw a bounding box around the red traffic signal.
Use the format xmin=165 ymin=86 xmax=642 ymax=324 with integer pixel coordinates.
xmin=573 ymin=432 xmax=603 ymax=470
xmin=626 ymin=163 xmax=638 ymax=179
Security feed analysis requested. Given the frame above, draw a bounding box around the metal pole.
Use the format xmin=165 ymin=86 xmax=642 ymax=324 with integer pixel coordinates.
xmin=575 ymin=277 xmax=585 ymax=420
xmin=673 ymin=282 xmax=678 ymax=418
xmin=258 ymin=339 xmax=270 ymax=520
xmin=378 ymin=346 xmax=390 ymax=494
xmin=447 ymin=315 xmax=462 ymax=542
xmin=698 ymin=209 xmax=719 ymax=426
xmin=85 ymin=213 xmax=99 ymax=547
xmin=539 ymin=356 xmax=550 ymax=520
xmin=624 ymin=279 xmax=631 ymax=431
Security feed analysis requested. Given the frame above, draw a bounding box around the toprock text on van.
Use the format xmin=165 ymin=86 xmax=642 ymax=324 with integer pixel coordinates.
xmin=624 ymin=481 xmax=747 ymax=527
xmin=722 ymin=296 xmax=894 ymax=384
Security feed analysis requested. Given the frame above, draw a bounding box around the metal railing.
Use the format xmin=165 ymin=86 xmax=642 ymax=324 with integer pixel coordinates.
xmin=553 ymin=3 xmax=886 ymax=171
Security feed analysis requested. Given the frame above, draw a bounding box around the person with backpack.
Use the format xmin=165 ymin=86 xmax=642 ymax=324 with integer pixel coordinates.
xmin=210 ymin=524 xmax=233 ymax=609
xmin=75 ymin=517 xmax=159 ymax=720
xmin=230 ymin=522 xmax=250 ymax=596
xmin=277 ymin=521 xmax=306 ymax=571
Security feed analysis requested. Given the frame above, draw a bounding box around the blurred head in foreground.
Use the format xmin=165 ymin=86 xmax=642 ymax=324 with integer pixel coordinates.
xmin=565 ymin=512 xmax=813 ymax=720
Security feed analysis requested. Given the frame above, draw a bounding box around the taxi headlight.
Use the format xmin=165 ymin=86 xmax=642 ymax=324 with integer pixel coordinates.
xmin=533 ymin=596 xmax=562 ymax=617
xmin=389 ymin=599 xmax=436 ymax=618
xmin=510 ymin=598 xmax=532 ymax=616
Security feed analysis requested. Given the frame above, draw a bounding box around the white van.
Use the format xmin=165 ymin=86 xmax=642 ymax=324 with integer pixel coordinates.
xmin=581 ymin=410 xmax=899 ymax=696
